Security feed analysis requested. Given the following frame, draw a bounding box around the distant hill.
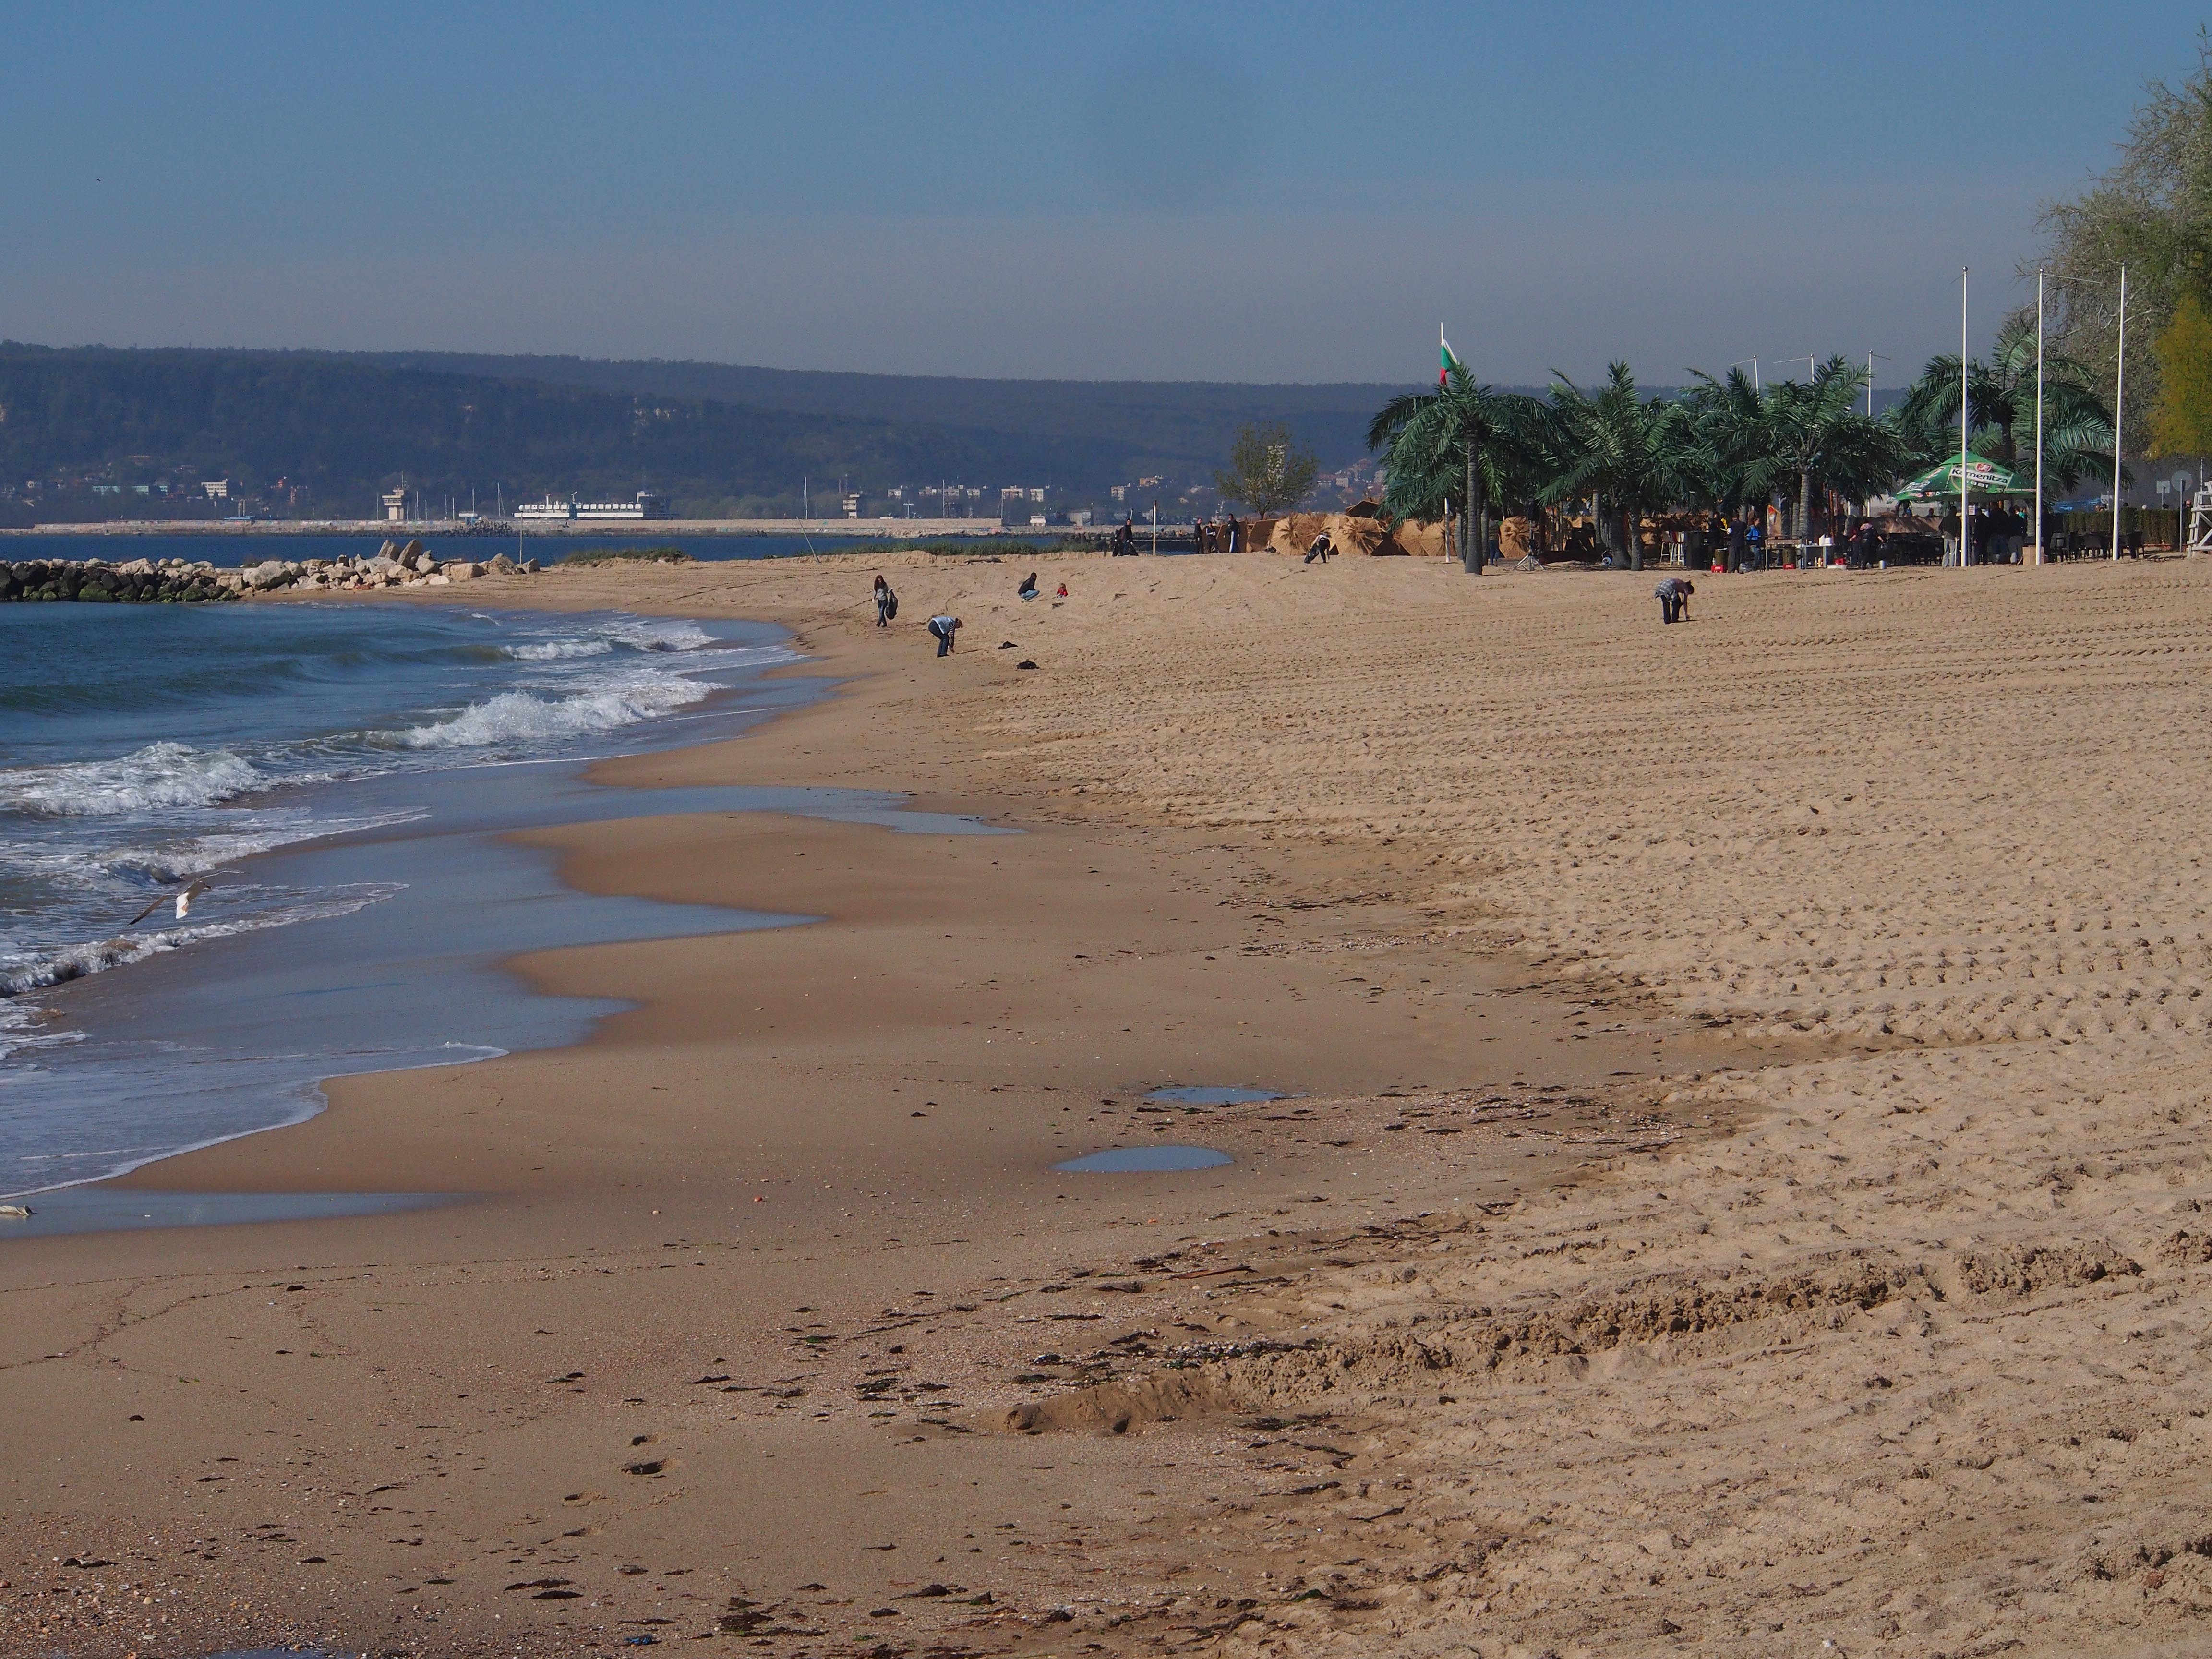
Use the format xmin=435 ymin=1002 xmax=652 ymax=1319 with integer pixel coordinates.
xmin=346 ymin=352 xmax=1410 ymax=477
xmin=0 ymin=343 xmax=1423 ymax=522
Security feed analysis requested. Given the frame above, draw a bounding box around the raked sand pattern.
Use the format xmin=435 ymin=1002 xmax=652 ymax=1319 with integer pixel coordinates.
xmin=725 ymin=551 xmax=2212 ymax=1656
xmin=963 ymin=557 xmax=2212 ymax=1656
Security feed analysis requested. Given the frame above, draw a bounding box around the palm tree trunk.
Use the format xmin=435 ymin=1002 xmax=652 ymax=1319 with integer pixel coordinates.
xmin=1464 ymin=446 xmax=1481 ymax=575
xmin=1798 ymin=468 xmax=1815 ymax=558
xmin=1625 ymin=504 xmax=1642 ymax=571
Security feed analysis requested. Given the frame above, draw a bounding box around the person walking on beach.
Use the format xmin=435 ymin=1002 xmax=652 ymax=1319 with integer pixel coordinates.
xmin=1304 ymin=530 xmax=1334 ymax=564
xmin=873 ymin=574 xmax=896 ymax=627
xmin=927 ymin=613 xmax=962 ymax=656
xmin=1654 ymin=576 xmax=1693 ymax=624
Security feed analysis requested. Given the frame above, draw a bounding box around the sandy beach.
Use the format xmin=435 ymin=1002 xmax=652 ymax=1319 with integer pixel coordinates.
xmin=4 ymin=549 xmax=2212 ymax=1659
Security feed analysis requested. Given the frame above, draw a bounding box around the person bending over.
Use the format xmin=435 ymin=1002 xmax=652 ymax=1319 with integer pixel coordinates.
xmin=1653 ymin=577 xmax=1694 ymax=624
xmin=1017 ymin=571 xmax=1039 ymax=599
xmin=927 ymin=614 xmax=962 ymax=656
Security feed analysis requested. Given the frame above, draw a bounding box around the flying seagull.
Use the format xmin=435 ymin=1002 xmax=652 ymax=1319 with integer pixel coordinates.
xmin=129 ymin=878 xmax=210 ymax=927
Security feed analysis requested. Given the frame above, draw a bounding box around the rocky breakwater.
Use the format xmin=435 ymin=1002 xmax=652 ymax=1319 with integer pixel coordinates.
xmin=244 ymin=537 xmax=541 ymax=595
xmin=0 ymin=555 xmax=240 ymax=603
xmin=0 ymin=538 xmax=541 ymax=603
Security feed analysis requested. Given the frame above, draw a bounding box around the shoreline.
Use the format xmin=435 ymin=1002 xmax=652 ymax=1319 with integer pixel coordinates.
xmin=0 ymin=556 xmax=1730 ymax=1659
xmin=6 ymin=553 xmax=2206 ymax=1657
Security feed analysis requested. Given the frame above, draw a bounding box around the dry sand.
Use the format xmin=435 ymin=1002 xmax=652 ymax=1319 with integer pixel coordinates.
xmin=4 ymin=551 xmax=2212 ymax=1659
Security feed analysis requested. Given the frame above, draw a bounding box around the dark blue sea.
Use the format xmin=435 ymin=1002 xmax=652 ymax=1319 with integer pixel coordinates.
xmin=0 ymin=601 xmax=995 ymax=1203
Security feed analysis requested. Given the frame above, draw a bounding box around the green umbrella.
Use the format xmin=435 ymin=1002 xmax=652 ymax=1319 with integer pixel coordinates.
xmin=1896 ymin=455 xmax=2034 ymax=498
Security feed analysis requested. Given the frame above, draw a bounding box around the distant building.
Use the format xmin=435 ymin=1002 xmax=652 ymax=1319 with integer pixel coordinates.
xmin=381 ymin=487 xmax=408 ymax=522
xmin=202 ymin=480 xmax=229 ymax=500
xmin=515 ymin=491 xmax=673 ymax=523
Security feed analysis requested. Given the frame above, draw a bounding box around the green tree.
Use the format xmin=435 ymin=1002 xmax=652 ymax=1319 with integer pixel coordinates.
xmin=1686 ymin=360 xmax=1900 ymax=540
xmin=1366 ymin=364 xmax=1543 ymax=573
xmin=1756 ymin=358 xmax=1900 ymax=537
xmin=1682 ymin=365 xmax=1769 ymax=513
xmin=2032 ymin=30 xmax=2212 ymax=453
xmin=2151 ymin=288 xmax=2212 ymax=454
xmin=1213 ymin=421 xmax=1319 ymax=517
xmin=1893 ymin=316 xmax=2114 ymax=488
xmin=1533 ymin=363 xmax=1704 ymax=570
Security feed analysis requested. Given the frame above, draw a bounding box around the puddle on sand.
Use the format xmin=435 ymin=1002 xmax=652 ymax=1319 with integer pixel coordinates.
xmin=1054 ymin=1145 xmax=1233 ymax=1173
xmin=1146 ymin=1085 xmax=1287 ymax=1106
xmin=0 ymin=1189 xmax=448 ymax=1240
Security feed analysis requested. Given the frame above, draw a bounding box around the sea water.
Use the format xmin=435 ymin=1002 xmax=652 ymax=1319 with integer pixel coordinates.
xmin=0 ymin=602 xmax=995 ymax=1202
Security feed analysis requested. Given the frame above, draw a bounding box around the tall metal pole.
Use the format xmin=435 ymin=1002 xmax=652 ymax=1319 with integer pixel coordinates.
xmin=2112 ymin=264 xmax=2128 ymax=561
xmin=2034 ymin=269 xmax=2045 ymax=565
xmin=1867 ymin=352 xmax=1875 ymax=417
xmin=1960 ymin=269 xmax=1971 ymax=567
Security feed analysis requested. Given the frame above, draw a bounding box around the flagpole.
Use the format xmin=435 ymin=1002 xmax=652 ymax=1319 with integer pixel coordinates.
xmin=1960 ymin=268 xmax=1971 ymax=567
xmin=2112 ymin=263 xmax=2127 ymax=562
xmin=2034 ymin=268 xmax=2045 ymax=565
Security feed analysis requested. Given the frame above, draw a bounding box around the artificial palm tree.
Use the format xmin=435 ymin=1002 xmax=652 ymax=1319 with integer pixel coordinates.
xmin=1682 ymin=365 xmax=1769 ymax=514
xmin=1894 ymin=313 xmax=2116 ymax=489
xmin=1534 ymin=363 xmax=1704 ymax=570
xmin=1742 ymin=357 xmax=1901 ymax=541
xmin=1367 ymin=363 xmax=1541 ymax=574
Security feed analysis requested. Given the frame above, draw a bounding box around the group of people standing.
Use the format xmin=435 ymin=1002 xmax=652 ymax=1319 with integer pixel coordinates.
xmin=1936 ymin=503 xmax=2034 ymax=566
xmin=1109 ymin=514 xmax=1245 ymax=555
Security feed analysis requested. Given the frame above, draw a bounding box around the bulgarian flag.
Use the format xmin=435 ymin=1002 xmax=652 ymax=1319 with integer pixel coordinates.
xmin=1439 ymin=327 xmax=1463 ymax=387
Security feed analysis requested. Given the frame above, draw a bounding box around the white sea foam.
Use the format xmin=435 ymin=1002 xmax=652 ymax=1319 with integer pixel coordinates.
xmin=0 ymin=742 xmax=263 ymax=817
xmin=392 ymin=673 xmax=711 ymax=750
xmin=0 ymin=882 xmax=406 ymax=999
xmin=502 ymin=638 xmax=615 ymax=661
xmin=605 ymin=618 xmax=716 ymax=652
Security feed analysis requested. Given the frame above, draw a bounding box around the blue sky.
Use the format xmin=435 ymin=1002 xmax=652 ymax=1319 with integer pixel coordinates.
xmin=1 ymin=1 xmax=2197 ymax=385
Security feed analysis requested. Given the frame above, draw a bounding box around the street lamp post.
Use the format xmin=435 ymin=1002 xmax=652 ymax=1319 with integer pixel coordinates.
xmin=1960 ymin=268 xmax=1971 ymax=568
xmin=2034 ymin=268 xmax=2045 ymax=565
xmin=2112 ymin=264 xmax=2128 ymax=562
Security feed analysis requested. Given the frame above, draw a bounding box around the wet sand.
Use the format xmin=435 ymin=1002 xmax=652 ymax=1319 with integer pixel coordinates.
xmin=4 ymin=552 xmax=2210 ymax=1658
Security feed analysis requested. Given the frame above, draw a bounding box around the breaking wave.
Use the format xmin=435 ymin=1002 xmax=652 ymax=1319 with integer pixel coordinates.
xmin=391 ymin=673 xmax=713 ymax=749
xmin=0 ymin=743 xmax=264 ymax=817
